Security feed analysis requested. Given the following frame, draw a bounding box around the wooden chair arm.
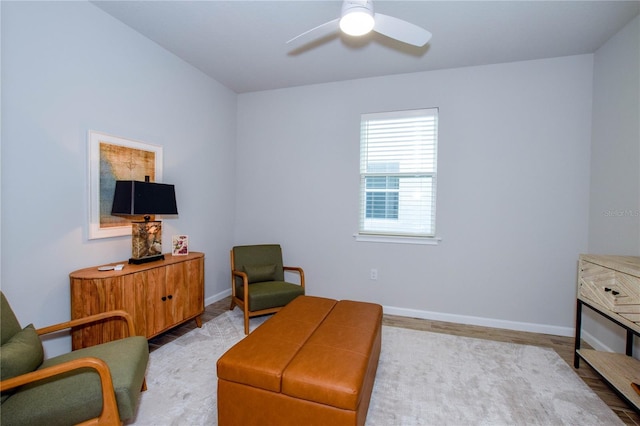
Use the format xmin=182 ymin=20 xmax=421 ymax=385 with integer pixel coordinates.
xmin=232 ymin=268 xmax=304 ymax=288
xmin=36 ymin=310 xmax=136 ymax=338
xmin=231 ymin=270 xmax=248 ymax=282
xmin=0 ymin=357 xmax=121 ymax=426
xmin=231 ymin=270 xmax=250 ymax=303
xmin=283 ymin=266 xmax=305 ymax=288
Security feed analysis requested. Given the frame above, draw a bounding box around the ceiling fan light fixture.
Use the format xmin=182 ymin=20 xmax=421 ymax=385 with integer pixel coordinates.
xmin=339 ymin=1 xmax=375 ymax=36
xmin=287 ymin=0 xmax=431 ymax=48
xmin=340 ymin=11 xmax=374 ymax=36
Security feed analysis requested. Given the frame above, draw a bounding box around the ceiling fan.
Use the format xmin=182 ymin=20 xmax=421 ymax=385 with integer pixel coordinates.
xmin=287 ymin=0 xmax=432 ymax=48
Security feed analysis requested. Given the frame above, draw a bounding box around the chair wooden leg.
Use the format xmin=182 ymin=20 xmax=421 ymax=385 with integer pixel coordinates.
xmin=244 ymin=314 xmax=249 ymax=335
xmin=141 ymin=378 xmax=147 ymax=392
xmin=229 ymin=299 xmax=236 ymax=311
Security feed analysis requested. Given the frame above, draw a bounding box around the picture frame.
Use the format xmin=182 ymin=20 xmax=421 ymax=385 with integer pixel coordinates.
xmin=88 ymin=130 xmax=163 ymax=239
xmin=172 ymin=235 xmax=189 ymax=256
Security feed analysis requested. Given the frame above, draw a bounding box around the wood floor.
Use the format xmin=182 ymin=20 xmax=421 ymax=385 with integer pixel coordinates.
xmin=149 ymin=296 xmax=640 ymax=425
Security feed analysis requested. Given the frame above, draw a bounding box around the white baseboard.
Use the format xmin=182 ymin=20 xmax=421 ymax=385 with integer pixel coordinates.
xmin=205 ymin=289 xmax=231 ymax=307
xmin=578 ymin=329 xmax=614 ymax=352
xmin=383 ymin=305 xmax=576 ymax=338
xmin=204 ymin=292 xmax=576 ymax=338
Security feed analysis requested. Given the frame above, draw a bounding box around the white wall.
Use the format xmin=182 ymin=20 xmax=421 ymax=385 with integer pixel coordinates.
xmin=589 ymin=15 xmax=640 ymax=256
xmin=236 ymin=55 xmax=594 ymax=335
xmin=1 ymin=1 xmax=237 ymax=356
xmin=585 ymin=15 xmax=640 ymax=355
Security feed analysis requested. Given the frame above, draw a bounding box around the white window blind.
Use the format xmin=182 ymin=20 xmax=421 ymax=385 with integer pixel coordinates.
xmin=359 ymin=108 xmax=438 ymax=238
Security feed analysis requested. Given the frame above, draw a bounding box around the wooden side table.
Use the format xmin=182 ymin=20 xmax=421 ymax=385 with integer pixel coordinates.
xmin=70 ymin=252 xmax=204 ymax=349
xmin=574 ymin=254 xmax=640 ymax=412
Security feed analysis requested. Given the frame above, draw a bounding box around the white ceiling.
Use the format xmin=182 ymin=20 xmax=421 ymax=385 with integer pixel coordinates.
xmin=92 ymin=0 xmax=640 ymax=94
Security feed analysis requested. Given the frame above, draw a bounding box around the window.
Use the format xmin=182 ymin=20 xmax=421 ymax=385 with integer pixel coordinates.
xmin=365 ymin=163 xmax=399 ymax=219
xmin=358 ymin=108 xmax=438 ymax=240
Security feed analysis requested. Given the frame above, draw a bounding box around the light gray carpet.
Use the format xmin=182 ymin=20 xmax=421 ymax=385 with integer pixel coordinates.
xmin=128 ymin=309 xmax=622 ymax=426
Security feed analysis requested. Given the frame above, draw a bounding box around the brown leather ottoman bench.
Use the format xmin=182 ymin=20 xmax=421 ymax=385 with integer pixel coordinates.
xmin=217 ymin=295 xmax=383 ymax=426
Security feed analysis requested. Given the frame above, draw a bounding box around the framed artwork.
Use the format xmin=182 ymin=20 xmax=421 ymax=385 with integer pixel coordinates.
xmin=172 ymin=235 xmax=189 ymax=256
xmin=88 ymin=131 xmax=163 ymax=239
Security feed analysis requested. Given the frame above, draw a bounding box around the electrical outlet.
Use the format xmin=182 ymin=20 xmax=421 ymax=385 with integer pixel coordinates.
xmin=370 ymin=269 xmax=378 ymax=280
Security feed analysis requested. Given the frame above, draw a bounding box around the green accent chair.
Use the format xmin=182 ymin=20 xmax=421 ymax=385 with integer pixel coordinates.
xmin=0 ymin=291 xmax=149 ymax=426
xmin=230 ymin=244 xmax=305 ymax=334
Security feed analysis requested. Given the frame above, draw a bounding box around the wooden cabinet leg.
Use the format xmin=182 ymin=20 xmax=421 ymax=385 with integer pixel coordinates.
xmin=195 ymin=316 xmax=202 ymax=328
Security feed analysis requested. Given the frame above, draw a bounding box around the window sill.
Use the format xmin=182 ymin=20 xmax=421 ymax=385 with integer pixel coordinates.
xmin=353 ymin=234 xmax=442 ymax=245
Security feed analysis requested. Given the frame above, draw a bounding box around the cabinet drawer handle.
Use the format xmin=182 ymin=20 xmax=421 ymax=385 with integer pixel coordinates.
xmin=162 ymin=296 xmax=167 ymax=301
xmin=611 ymin=290 xmax=619 ymax=296
xmin=168 ymin=295 xmax=173 ymax=300
xmin=604 ymin=287 xmax=612 ymax=292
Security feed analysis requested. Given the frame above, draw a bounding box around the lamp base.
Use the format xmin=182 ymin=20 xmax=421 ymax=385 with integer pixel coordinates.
xmin=129 ymin=254 xmax=165 ymax=265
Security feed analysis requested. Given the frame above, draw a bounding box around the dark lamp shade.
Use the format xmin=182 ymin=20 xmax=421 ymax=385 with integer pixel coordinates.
xmin=111 ymin=180 xmax=178 ymax=216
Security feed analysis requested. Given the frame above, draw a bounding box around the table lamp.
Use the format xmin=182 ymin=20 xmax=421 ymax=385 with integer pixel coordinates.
xmin=111 ymin=178 xmax=178 ymax=264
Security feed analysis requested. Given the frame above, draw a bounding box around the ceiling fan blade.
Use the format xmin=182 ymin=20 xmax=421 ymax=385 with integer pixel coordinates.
xmin=373 ymin=13 xmax=432 ymax=47
xmin=286 ymin=18 xmax=340 ymax=47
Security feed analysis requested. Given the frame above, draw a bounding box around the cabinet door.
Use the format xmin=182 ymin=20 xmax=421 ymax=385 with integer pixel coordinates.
xmin=164 ymin=257 xmax=204 ymax=328
xmin=127 ymin=270 xmax=149 ymax=337
xmin=185 ymin=256 xmax=205 ymax=317
xmin=145 ymin=266 xmax=171 ymax=337
xmin=71 ymin=276 xmax=134 ymax=349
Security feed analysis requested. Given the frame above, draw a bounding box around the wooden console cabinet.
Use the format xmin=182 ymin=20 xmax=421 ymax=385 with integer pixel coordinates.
xmin=574 ymin=254 xmax=640 ymax=412
xmin=70 ymin=252 xmax=204 ymax=350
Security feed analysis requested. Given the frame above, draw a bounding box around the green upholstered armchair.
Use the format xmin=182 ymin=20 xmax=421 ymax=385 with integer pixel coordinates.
xmin=0 ymin=292 xmax=148 ymax=426
xmin=230 ymin=244 xmax=305 ymax=334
